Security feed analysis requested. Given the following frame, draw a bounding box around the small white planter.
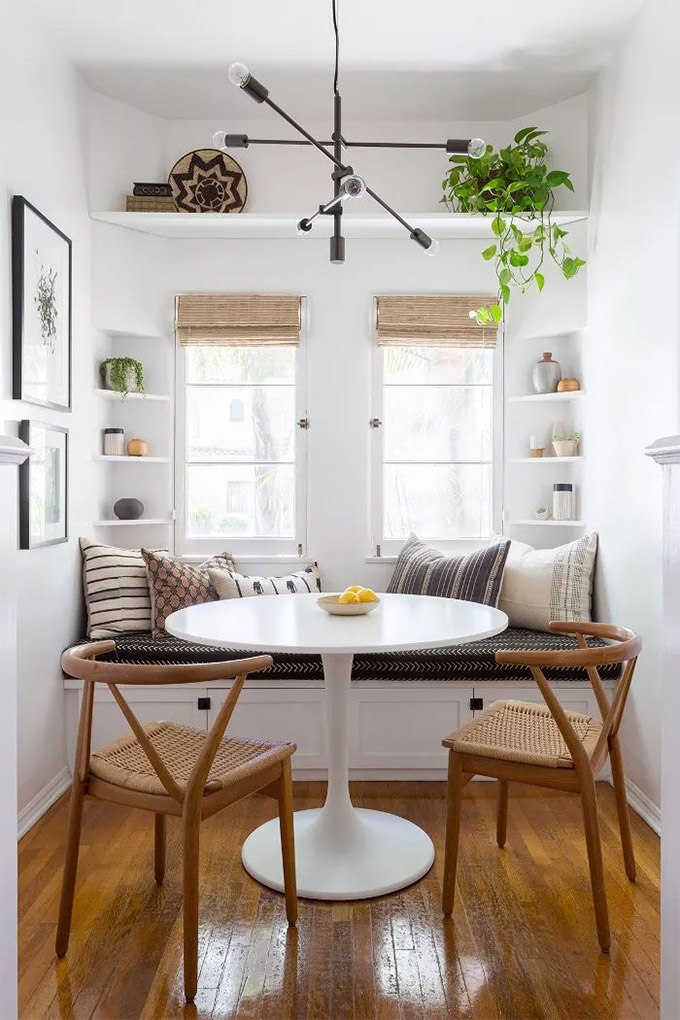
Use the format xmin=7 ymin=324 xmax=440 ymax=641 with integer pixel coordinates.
xmin=102 ymin=363 xmax=142 ymax=394
xmin=552 ymin=439 xmax=578 ymax=458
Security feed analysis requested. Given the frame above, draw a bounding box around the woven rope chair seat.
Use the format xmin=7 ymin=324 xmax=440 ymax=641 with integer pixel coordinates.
xmin=89 ymin=721 xmax=295 ymax=796
xmin=443 ymin=699 xmax=601 ymax=769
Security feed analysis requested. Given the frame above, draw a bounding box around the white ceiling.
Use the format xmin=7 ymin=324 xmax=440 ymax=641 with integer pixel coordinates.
xmin=28 ymin=0 xmax=645 ymax=120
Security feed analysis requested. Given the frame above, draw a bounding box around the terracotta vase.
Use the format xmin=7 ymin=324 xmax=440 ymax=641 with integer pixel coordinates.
xmin=126 ymin=438 xmax=148 ymax=457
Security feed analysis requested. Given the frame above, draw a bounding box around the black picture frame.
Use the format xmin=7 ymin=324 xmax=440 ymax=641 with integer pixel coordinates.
xmin=12 ymin=195 xmax=72 ymax=411
xmin=19 ymin=420 xmax=69 ymax=549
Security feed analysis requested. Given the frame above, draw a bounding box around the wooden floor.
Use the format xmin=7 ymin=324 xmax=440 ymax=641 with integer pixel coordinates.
xmin=19 ymin=781 xmax=659 ymax=1020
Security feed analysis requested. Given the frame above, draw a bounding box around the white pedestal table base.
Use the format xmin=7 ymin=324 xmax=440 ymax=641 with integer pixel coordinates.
xmin=242 ymin=652 xmax=435 ymax=900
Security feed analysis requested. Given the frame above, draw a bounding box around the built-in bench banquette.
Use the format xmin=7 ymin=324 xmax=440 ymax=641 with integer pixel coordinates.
xmin=66 ymin=532 xmax=612 ymax=777
xmin=63 ymin=627 xmax=619 ymax=779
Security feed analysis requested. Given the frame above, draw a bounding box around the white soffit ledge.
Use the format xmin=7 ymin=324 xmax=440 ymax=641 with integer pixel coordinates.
xmin=0 ymin=436 xmax=32 ymax=466
xmin=645 ymin=435 xmax=680 ymax=465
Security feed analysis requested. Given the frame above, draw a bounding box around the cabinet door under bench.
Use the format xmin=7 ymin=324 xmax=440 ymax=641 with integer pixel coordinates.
xmin=64 ymin=681 xmax=209 ymax=773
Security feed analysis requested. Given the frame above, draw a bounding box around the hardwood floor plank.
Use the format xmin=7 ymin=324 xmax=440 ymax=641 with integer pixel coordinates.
xmin=18 ymin=781 xmax=659 ymax=1020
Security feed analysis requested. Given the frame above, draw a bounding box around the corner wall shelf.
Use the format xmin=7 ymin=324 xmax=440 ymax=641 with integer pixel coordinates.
xmin=508 ymin=519 xmax=586 ymax=527
xmin=510 ymin=456 xmax=584 ymax=464
xmin=93 ymin=518 xmax=173 ymax=527
xmin=508 ymin=391 xmax=585 ymax=403
xmin=95 ymin=388 xmax=170 ymax=403
xmin=92 ymin=455 xmax=169 ymax=464
xmin=97 ymin=327 xmax=167 ymax=341
xmin=90 ymin=210 xmax=588 ymax=241
xmin=513 ymin=327 xmax=585 ymax=342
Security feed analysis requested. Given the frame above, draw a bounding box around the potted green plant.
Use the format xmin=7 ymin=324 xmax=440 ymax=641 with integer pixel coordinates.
xmin=99 ymin=357 xmax=145 ymax=399
xmin=552 ymin=429 xmax=581 ymax=458
xmin=440 ymin=127 xmax=585 ymax=325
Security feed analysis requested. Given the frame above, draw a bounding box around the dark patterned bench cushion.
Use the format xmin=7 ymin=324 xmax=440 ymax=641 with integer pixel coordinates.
xmin=84 ymin=629 xmax=621 ymax=683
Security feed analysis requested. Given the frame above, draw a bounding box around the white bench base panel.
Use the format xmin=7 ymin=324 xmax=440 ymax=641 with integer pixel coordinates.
xmin=64 ymin=679 xmax=614 ymax=779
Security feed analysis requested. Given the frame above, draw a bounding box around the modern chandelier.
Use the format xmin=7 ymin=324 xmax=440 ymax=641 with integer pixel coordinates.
xmin=214 ymin=0 xmax=486 ymax=264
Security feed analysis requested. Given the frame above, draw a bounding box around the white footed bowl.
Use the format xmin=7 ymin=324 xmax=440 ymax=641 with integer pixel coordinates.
xmin=317 ymin=594 xmax=380 ymax=616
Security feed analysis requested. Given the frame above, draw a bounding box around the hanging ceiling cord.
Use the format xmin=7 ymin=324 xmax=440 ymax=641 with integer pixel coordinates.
xmin=332 ymin=0 xmax=340 ymax=97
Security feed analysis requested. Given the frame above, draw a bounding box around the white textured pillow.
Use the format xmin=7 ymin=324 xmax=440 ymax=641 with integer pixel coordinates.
xmin=498 ymin=532 xmax=598 ymax=632
xmin=208 ymin=564 xmax=322 ymax=600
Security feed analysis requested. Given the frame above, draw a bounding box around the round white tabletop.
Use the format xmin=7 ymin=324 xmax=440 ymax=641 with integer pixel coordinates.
xmin=166 ymin=593 xmax=507 ymax=900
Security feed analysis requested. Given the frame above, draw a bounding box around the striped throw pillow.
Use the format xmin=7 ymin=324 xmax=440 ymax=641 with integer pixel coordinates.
xmin=387 ymin=534 xmax=510 ymax=606
xmin=80 ymin=539 xmax=168 ymax=640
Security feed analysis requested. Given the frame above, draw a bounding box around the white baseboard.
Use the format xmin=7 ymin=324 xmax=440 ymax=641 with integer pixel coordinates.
xmin=611 ymin=776 xmax=660 ymax=836
xmin=17 ymin=766 xmax=72 ymax=840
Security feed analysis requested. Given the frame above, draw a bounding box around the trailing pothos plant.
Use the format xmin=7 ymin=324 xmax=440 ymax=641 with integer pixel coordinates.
xmin=440 ymin=126 xmax=585 ymax=325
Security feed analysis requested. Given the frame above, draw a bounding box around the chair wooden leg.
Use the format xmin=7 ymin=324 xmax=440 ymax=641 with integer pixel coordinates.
xmin=182 ymin=810 xmax=201 ymax=1002
xmin=154 ymin=813 xmax=166 ymax=884
xmin=608 ymin=735 xmax=636 ymax=881
xmin=55 ymin=778 xmax=86 ymax=957
xmin=496 ymin=779 xmax=509 ymax=849
xmin=278 ymin=758 xmax=298 ymax=925
xmin=442 ymin=751 xmax=464 ymax=916
xmin=580 ymin=777 xmax=611 ymax=952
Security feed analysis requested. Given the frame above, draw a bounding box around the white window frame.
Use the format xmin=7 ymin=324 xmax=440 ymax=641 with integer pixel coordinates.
xmin=369 ymin=328 xmax=504 ymax=558
xmin=175 ymin=302 xmax=308 ymax=559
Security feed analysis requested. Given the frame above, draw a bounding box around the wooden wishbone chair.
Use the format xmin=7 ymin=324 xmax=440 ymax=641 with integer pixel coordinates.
xmin=441 ymin=622 xmax=641 ymax=952
xmin=57 ymin=641 xmax=298 ymax=1002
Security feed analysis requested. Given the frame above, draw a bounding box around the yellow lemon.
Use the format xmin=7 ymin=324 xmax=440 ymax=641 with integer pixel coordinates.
xmin=338 ymin=590 xmax=360 ymax=604
xmin=344 ymin=585 xmax=363 ymax=594
xmin=357 ymin=588 xmax=379 ymax=603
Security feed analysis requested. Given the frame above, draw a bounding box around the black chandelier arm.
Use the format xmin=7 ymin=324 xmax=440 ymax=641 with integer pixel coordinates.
xmin=220 ymin=135 xmax=472 ymax=153
xmin=363 ymin=185 xmax=416 ymax=234
xmin=262 ymin=96 xmax=347 ymax=171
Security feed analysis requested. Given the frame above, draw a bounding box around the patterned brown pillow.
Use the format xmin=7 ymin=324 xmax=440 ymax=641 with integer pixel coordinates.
xmin=141 ymin=550 xmax=235 ymax=636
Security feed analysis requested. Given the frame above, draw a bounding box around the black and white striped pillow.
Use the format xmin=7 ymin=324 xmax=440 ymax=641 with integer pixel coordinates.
xmin=387 ymin=533 xmax=510 ymax=606
xmin=80 ymin=538 xmax=168 ymax=639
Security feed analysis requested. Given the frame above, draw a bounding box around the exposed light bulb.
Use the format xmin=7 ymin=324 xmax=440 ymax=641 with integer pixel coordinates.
xmin=228 ymin=62 xmax=250 ymax=88
xmin=467 ymin=137 xmax=487 ymax=159
xmin=212 ymin=130 xmax=227 ymax=151
xmin=342 ymin=175 xmax=366 ymax=199
xmin=425 ymin=238 xmax=440 ymax=257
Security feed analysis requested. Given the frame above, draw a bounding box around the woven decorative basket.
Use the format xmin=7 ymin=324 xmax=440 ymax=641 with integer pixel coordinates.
xmin=125 ymin=195 xmax=177 ymax=213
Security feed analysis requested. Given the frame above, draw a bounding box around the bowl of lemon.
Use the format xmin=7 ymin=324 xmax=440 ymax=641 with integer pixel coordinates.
xmin=317 ymin=586 xmax=380 ymax=616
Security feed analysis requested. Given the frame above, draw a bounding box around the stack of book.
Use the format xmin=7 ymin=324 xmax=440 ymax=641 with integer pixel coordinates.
xmin=125 ymin=183 xmax=177 ymax=213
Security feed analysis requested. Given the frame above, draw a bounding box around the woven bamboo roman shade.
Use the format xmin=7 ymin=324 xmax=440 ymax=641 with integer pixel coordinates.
xmin=175 ymin=295 xmax=301 ymax=346
xmin=376 ymin=295 xmax=497 ymax=348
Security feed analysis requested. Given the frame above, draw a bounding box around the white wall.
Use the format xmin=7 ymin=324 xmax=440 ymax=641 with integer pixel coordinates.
xmin=94 ymin=227 xmax=499 ymax=590
xmin=583 ymin=0 xmax=680 ymax=809
xmin=87 ymin=91 xmax=589 ymax=214
xmin=0 ymin=2 xmax=106 ymax=817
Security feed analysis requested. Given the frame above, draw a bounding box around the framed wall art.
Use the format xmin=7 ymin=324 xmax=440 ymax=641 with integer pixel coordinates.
xmin=18 ymin=420 xmax=68 ymax=549
xmin=12 ymin=196 xmax=72 ymax=411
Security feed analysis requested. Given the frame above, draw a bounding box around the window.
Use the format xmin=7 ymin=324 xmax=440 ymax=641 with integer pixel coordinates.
xmin=175 ymin=295 xmax=305 ymax=555
xmin=371 ymin=295 xmax=501 ymax=553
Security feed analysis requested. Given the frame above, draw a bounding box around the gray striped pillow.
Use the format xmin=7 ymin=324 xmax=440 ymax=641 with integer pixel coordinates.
xmin=80 ymin=539 xmax=168 ymax=639
xmin=387 ymin=534 xmax=510 ymax=606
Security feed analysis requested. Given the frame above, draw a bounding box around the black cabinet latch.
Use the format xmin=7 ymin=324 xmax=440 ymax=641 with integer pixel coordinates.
xmin=197 ymin=697 xmax=211 ymax=711
xmin=470 ymin=697 xmax=484 ymax=711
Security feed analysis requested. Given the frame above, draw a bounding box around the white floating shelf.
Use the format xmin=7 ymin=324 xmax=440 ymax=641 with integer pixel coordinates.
xmin=97 ymin=327 xmax=167 ymax=341
xmin=93 ymin=455 xmax=169 ymax=463
xmin=508 ymin=391 xmax=585 ymax=403
xmin=95 ymin=388 xmax=170 ymax=402
xmin=513 ymin=327 xmax=585 ymax=342
xmin=509 ymin=519 xmax=586 ymax=527
xmin=510 ymin=456 xmax=584 ymax=464
xmin=93 ymin=518 xmax=173 ymax=527
xmin=90 ymin=210 xmax=588 ymax=241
